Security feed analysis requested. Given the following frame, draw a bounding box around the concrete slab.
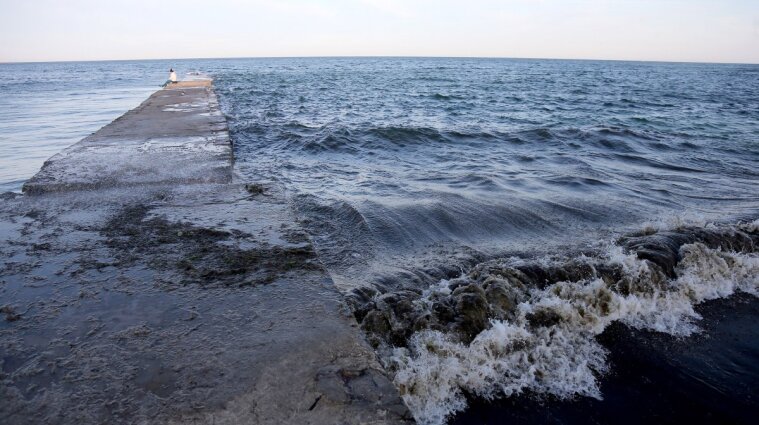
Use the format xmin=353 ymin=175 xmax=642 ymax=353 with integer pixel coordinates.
xmin=0 ymin=81 xmax=411 ymax=424
xmin=23 ymin=82 xmax=233 ymax=194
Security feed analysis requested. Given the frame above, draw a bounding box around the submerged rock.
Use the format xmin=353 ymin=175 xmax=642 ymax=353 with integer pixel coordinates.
xmin=525 ymin=308 xmax=563 ymax=328
xmin=1 ymin=305 xmax=21 ymax=322
xmin=452 ymin=286 xmax=489 ymax=341
xmin=483 ymin=276 xmax=524 ymax=321
xmin=244 ymin=183 xmax=267 ymax=195
xmin=352 ymin=222 xmax=759 ymax=351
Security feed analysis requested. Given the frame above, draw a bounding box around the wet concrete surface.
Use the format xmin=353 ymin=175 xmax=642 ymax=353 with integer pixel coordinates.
xmin=23 ymin=81 xmax=232 ymax=194
xmin=0 ymin=81 xmax=411 ymax=424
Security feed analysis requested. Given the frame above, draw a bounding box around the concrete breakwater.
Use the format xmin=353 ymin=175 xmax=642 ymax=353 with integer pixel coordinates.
xmin=0 ymin=81 xmax=411 ymax=424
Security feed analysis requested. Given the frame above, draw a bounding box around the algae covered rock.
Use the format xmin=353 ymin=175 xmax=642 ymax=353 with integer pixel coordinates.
xmin=452 ymin=284 xmax=489 ymax=341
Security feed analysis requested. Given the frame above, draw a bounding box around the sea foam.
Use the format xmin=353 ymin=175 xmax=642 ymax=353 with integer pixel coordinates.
xmin=384 ymin=227 xmax=758 ymax=425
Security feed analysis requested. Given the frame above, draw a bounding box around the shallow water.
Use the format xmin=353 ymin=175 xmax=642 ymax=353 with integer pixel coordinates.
xmin=2 ymin=57 xmax=758 ymax=424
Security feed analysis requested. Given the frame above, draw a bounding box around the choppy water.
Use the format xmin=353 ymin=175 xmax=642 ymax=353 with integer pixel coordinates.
xmin=216 ymin=59 xmax=759 ymax=265
xmin=2 ymin=58 xmax=758 ymax=424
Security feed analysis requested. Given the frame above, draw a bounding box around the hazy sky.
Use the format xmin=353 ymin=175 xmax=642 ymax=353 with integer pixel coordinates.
xmin=1 ymin=0 xmax=758 ymax=63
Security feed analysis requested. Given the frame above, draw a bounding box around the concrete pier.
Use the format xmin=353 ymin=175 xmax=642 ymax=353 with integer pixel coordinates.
xmin=23 ymin=81 xmax=232 ymax=194
xmin=0 ymin=81 xmax=411 ymax=424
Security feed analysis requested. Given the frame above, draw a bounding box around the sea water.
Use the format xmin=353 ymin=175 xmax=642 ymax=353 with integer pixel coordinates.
xmin=1 ymin=57 xmax=758 ymax=424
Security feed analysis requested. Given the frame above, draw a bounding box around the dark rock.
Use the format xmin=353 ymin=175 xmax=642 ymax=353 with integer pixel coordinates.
xmin=360 ymin=310 xmax=391 ymax=336
xmin=483 ymin=277 xmax=523 ymax=320
xmin=351 ymin=286 xmax=377 ymax=304
xmin=596 ymin=263 xmax=624 ymax=286
xmin=636 ymin=246 xmax=680 ymax=277
xmin=387 ymin=294 xmax=416 ymax=319
xmin=432 ymin=300 xmax=456 ymax=324
xmin=412 ymin=313 xmax=434 ymax=332
xmin=388 ymin=326 xmax=414 ymax=348
xmin=244 ymin=183 xmax=266 ymax=195
xmin=560 ymin=261 xmax=596 ymax=282
xmin=1 ymin=305 xmax=21 ymax=322
xmin=452 ymin=282 xmax=486 ymax=298
xmin=514 ymin=264 xmax=550 ymax=288
xmin=491 ymin=268 xmax=531 ymax=289
xmin=453 ymin=285 xmax=489 ymax=341
xmin=526 ymin=308 xmax=563 ymax=328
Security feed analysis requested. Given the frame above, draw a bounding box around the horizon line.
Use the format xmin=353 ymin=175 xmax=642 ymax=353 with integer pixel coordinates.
xmin=1 ymin=54 xmax=758 ymax=67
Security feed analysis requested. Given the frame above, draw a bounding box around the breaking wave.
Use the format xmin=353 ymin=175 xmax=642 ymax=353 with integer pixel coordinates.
xmin=350 ymin=221 xmax=759 ymax=425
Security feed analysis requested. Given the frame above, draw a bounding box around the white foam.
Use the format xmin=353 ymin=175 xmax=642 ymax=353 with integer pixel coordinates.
xmin=739 ymin=219 xmax=759 ymax=233
xmin=639 ymin=211 xmax=710 ymax=233
xmin=390 ymin=243 xmax=759 ymax=425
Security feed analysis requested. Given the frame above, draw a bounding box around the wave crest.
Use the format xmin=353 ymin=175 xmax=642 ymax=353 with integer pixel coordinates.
xmin=351 ymin=223 xmax=759 ymax=425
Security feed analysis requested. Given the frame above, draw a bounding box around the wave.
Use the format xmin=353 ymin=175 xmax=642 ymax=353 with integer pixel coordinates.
xmin=349 ymin=221 xmax=759 ymax=425
xmin=291 ymin=192 xmax=627 ymax=276
xmin=231 ymin=121 xmax=690 ymax=156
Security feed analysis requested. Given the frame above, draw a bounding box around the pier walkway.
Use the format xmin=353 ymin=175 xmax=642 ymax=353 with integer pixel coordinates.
xmin=0 ymin=81 xmax=410 ymax=424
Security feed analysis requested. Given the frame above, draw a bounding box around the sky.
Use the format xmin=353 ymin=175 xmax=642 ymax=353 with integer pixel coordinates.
xmin=1 ymin=0 xmax=758 ymax=63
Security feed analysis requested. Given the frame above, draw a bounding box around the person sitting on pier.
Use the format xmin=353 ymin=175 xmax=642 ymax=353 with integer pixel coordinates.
xmin=163 ymin=68 xmax=178 ymax=87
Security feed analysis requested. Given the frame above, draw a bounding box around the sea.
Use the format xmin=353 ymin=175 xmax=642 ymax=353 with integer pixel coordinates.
xmin=1 ymin=58 xmax=758 ymax=424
